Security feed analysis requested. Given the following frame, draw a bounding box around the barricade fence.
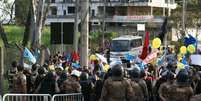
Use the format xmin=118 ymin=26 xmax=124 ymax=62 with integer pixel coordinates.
xmin=2 ymin=93 xmax=84 ymax=101
xmin=3 ymin=94 xmax=51 ymax=101
xmin=52 ymin=93 xmax=84 ymax=101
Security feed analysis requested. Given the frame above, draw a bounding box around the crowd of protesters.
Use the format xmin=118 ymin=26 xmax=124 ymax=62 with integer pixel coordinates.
xmin=6 ymin=47 xmax=201 ymax=101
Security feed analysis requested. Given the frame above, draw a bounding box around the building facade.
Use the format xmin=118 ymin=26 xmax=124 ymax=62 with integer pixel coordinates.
xmin=47 ymin=0 xmax=177 ymax=40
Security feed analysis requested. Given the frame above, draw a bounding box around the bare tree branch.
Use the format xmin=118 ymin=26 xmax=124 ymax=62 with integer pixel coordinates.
xmin=42 ymin=0 xmax=51 ymax=29
xmin=7 ymin=0 xmax=15 ymax=24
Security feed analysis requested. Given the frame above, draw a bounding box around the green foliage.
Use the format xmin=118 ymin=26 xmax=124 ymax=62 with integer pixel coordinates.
xmin=106 ymin=32 xmax=118 ymax=41
xmin=3 ymin=25 xmax=24 ymax=43
xmin=89 ymin=31 xmax=101 ymax=49
xmin=89 ymin=31 xmax=101 ymax=41
xmin=89 ymin=31 xmax=118 ymax=49
xmin=1 ymin=25 xmax=50 ymax=46
xmin=42 ymin=26 xmax=51 ymax=47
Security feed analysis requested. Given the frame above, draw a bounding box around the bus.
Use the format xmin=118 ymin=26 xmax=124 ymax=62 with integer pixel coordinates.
xmin=110 ymin=35 xmax=143 ymax=59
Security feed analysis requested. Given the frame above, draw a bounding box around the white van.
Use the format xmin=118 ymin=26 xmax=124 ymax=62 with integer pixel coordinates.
xmin=110 ymin=35 xmax=143 ymax=59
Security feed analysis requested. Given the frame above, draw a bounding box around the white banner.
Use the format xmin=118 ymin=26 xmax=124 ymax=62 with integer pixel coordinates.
xmin=112 ymin=16 xmax=154 ymax=22
xmin=190 ymin=55 xmax=201 ymax=66
xmin=143 ymin=51 xmax=159 ymax=64
xmin=137 ymin=24 xmax=145 ymax=31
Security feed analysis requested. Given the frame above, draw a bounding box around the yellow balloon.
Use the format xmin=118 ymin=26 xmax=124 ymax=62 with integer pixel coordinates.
xmin=152 ymin=38 xmax=161 ymax=49
xmin=180 ymin=46 xmax=187 ymax=54
xmin=103 ymin=64 xmax=110 ymax=73
xmin=177 ymin=62 xmax=185 ymax=70
xmin=187 ymin=44 xmax=195 ymax=54
xmin=177 ymin=54 xmax=183 ymax=62
xmin=90 ymin=55 xmax=97 ymax=61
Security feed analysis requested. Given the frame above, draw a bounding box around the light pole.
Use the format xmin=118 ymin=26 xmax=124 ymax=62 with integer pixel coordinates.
xmin=74 ymin=0 xmax=79 ymax=53
xmin=102 ymin=0 xmax=106 ymax=49
xmin=182 ymin=0 xmax=186 ymax=31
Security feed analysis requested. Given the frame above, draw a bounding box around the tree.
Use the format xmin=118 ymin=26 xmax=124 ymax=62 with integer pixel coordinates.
xmin=171 ymin=0 xmax=201 ymax=28
xmin=170 ymin=0 xmax=201 ymax=47
xmin=0 ymin=0 xmax=15 ymax=24
xmin=0 ymin=0 xmax=15 ymax=48
xmin=17 ymin=0 xmax=51 ymax=47
xmin=31 ymin=0 xmax=51 ymax=47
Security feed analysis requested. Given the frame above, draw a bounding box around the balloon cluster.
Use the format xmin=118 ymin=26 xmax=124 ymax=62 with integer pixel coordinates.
xmin=180 ymin=44 xmax=196 ymax=54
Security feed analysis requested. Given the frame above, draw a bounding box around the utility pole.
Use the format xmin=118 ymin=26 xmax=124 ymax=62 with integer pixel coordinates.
xmin=0 ymin=47 xmax=4 ymax=95
xmin=102 ymin=0 xmax=106 ymax=49
xmin=182 ymin=0 xmax=186 ymax=31
xmin=80 ymin=0 xmax=89 ymax=68
xmin=74 ymin=0 xmax=79 ymax=53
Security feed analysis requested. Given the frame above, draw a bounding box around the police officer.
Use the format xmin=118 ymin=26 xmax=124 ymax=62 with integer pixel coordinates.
xmin=99 ymin=64 xmax=133 ymax=101
xmin=129 ymin=67 xmax=145 ymax=101
xmin=167 ymin=69 xmax=193 ymax=101
xmin=158 ymin=70 xmax=175 ymax=101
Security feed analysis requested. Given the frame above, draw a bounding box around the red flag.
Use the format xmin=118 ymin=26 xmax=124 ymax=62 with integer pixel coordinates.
xmin=140 ymin=31 xmax=149 ymax=60
xmin=72 ymin=51 xmax=80 ymax=61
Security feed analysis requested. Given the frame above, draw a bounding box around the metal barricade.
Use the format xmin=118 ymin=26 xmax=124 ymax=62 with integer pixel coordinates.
xmin=52 ymin=93 xmax=84 ymax=101
xmin=3 ymin=94 xmax=51 ymax=101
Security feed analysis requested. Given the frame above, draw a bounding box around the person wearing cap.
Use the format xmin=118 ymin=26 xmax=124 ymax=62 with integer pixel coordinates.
xmin=60 ymin=70 xmax=81 ymax=93
xmin=55 ymin=65 xmax=64 ymax=79
xmin=167 ymin=69 xmax=193 ymax=101
xmin=99 ymin=64 xmax=133 ymax=101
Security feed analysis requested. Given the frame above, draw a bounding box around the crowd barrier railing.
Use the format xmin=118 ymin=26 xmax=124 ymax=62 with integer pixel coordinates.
xmin=3 ymin=94 xmax=51 ymax=101
xmin=51 ymin=93 xmax=84 ymax=101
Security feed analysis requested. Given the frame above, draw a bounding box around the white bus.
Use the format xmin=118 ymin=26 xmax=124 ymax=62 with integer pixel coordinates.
xmin=110 ymin=35 xmax=143 ymax=59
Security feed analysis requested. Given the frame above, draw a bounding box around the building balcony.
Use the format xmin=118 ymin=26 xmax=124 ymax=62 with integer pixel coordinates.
xmin=47 ymin=15 xmax=164 ymax=23
xmin=95 ymin=0 xmax=177 ymax=9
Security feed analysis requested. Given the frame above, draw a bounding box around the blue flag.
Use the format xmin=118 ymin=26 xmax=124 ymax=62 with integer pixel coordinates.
xmin=72 ymin=63 xmax=80 ymax=69
xmin=181 ymin=56 xmax=188 ymax=65
xmin=23 ymin=48 xmax=36 ymax=64
xmin=125 ymin=53 xmax=136 ymax=61
xmin=184 ymin=34 xmax=197 ymax=46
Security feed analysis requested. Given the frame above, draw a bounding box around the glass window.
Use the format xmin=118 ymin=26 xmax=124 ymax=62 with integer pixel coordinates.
xmin=63 ymin=10 xmax=66 ymax=15
xmin=111 ymin=40 xmax=130 ymax=52
xmin=130 ymin=39 xmax=142 ymax=48
xmin=68 ymin=7 xmax=75 ymax=14
xmin=51 ymin=7 xmax=57 ymax=15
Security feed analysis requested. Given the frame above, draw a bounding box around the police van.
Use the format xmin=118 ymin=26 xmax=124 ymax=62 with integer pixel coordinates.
xmin=110 ymin=35 xmax=143 ymax=60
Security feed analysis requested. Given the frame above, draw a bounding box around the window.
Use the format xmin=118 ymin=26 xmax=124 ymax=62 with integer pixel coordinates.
xmin=51 ymin=0 xmax=55 ymax=3
xmin=111 ymin=40 xmax=130 ymax=52
xmin=51 ymin=7 xmax=57 ymax=15
xmin=130 ymin=39 xmax=142 ymax=48
xmin=68 ymin=7 xmax=75 ymax=14
xmin=92 ymin=9 xmax=95 ymax=17
xmin=63 ymin=10 xmax=66 ymax=15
